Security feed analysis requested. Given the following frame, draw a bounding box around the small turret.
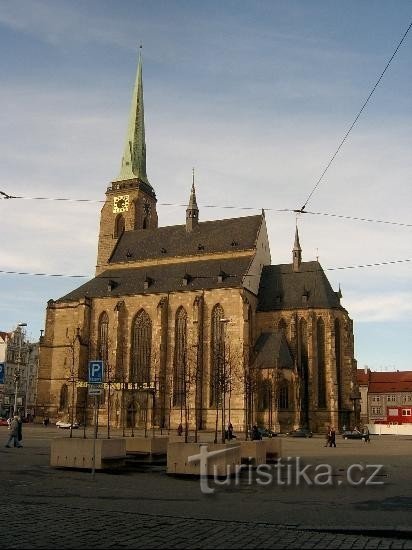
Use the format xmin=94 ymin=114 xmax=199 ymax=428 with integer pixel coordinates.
xmin=292 ymin=226 xmax=302 ymax=272
xmin=186 ymin=169 xmax=199 ymax=232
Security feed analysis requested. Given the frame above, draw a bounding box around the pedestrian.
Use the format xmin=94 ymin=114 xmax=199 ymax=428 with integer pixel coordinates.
xmin=177 ymin=423 xmax=183 ymax=436
xmin=324 ymin=426 xmax=331 ymax=447
xmin=17 ymin=415 xmax=23 ymax=447
xmin=4 ymin=416 xmax=23 ymax=448
xmin=363 ymin=426 xmax=370 ymax=443
xmin=226 ymin=422 xmax=235 ymax=440
xmin=328 ymin=426 xmax=336 ymax=448
xmin=250 ymin=425 xmax=262 ymax=441
xmin=43 ymin=416 xmax=49 ymax=427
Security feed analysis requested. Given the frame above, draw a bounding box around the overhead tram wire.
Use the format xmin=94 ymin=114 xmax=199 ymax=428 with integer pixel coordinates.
xmin=0 ymin=258 xmax=411 ymax=279
xmin=1 ymin=191 xmax=411 ymax=228
xmin=298 ymin=19 xmax=412 ymax=213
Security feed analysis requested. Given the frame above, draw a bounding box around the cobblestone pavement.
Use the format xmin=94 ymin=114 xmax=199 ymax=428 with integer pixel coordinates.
xmin=2 ymin=501 xmax=412 ymax=549
xmin=1 ymin=426 xmax=412 ymax=548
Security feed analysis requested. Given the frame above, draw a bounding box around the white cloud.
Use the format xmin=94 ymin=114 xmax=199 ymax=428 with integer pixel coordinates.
xmin=344 ymin=291 xmax=412 ymax=322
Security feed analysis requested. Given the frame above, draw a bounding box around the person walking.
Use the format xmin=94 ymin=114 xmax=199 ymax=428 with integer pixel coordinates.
xmin=4 ymin=416 xmax=23 ymax=448
xmin=324 ymin=426 xmax=331 ymax=447
xmin=17 ymin=415 xmax=23 ymax=447
xmin=328 ymin=426 xmax=336 ymax=448
xmin=363 ymin=426 xmax=370 ymax=443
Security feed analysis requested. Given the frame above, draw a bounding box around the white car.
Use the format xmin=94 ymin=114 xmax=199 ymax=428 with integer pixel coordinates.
xmin=56 ymin=420 xmax=79 ymax=429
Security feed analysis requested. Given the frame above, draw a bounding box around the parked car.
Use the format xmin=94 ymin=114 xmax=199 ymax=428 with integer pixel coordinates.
xmin=0 ymin=418 xmax=9 ymax=426
xmin=258 ymin=427 xmax=278 ymax=438
xmin=56 ymin=420 xmax=79 ymax=429
xmin=286 ymin=428 xmax=313 ymax=438
xmin=342 ymin=430 xmax=365 ymax=440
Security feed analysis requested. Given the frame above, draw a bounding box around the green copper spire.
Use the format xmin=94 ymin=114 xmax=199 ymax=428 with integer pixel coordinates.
xmin=116 ymin=48 xmax=151 ymax=186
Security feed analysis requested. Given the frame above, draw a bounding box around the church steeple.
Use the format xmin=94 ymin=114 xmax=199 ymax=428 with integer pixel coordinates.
xmin=116 ymin=47 xmax=151 ymax=186
xmin=186 ymin=169 xmax=199 ymax=232
xmin=292 ymin=225 xmax=302 ymax=272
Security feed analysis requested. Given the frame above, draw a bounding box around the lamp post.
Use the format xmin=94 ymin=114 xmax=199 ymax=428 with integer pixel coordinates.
xmin=13 ymin=323 xmax=27 ymax=416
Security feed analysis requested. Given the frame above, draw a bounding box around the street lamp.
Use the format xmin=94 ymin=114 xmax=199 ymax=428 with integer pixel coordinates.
xmin=13 ymin=323 xmax=27 ymax=416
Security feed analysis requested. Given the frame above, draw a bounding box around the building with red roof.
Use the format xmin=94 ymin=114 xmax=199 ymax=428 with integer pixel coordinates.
xmin=357 ymin=368 xmax=412 ymax=425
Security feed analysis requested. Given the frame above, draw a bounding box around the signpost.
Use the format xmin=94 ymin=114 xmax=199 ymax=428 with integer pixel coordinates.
xmin=88 ymin=360 xmax=104 ymax=478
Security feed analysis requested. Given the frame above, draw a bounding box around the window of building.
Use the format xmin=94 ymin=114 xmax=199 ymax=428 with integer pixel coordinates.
xmin=210 ymin=304 xmax=224 ymax=407
xmin=98 ymin=312 xmax=109 ymax=364
xmin=130 ymin=309 xmax=152 ymax=385
xmin=371 ymin=407 xmax=382 ymax=415
xmin=402 ymin=409 xmax=411 ymax=416
xmin=278 ymin=383 xmax=289 ymax=410
xmin=317 ymin=317 xmax=326 ymax=408
xmin=387 ymin=395 xmax=397 ymax=402
xmin=173 ymin=307 xmax=187 ymax=407
xmin=59 ymin=384 xmax=68 ymax=411
xmin=371 ymin=395 xmax=380 ymax=403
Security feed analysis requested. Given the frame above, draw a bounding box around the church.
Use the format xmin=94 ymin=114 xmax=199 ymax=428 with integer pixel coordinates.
xmin=36 ymin=52 xmax=359 ymax=434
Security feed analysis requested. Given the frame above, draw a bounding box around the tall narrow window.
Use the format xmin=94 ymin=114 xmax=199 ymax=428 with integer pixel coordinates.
xmin=98 ymin=312 xmax=109 ymax=364
xmin=210 ymin=304 xmax=224 ymax=407
xmin=173 ymin=307 xmax=187 ymax=406
xmin=59 ymin=384 xmax=68 ymax=410
xmin=258 ymin=379 xmax=272 ymax=411
xmin=299 ymin=318 xmax=309 ymax=422
xmin=114 ymin=214 xmax=125 ymax=238
xmin=130 ymin=310 xmax=152 ymax=385
xmin=279 ymin=383 xmax=289 ymax=409
xmin=317 ymin=317 xmax=326 ymax=408
xmin=334 ymin=318 xmax=342 ymax=411
xmin=278 ymin=318 xmax=287 ymax=336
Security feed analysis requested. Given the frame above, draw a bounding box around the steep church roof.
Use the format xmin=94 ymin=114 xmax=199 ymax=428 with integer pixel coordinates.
xmin=109 ymin=215 xmax=263 ymax=264
xmin=253 ymin=332 xmax=294 ymax=369
xmin=58 ymin=256 xmax=252 ymax=301
xmin=258 ymin=261 xmax=342 ymax=311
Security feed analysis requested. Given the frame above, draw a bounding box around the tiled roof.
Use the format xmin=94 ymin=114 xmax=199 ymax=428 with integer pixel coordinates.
xmin=356 ymin=370 xmax=412 ymax=393
xmin=109 ymin=215 xmax=262 ymax=264
xmin=58 ymin=257 xmax=252 ymax=301
xmin=253 ymin=332 xmax=294 ymax=369
xmin=258 ymin=262 xmax=342 ymax=311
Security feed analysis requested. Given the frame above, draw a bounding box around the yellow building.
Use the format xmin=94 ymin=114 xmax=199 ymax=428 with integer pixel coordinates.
xmin=37 ymin=52 xmax=359 ymax=434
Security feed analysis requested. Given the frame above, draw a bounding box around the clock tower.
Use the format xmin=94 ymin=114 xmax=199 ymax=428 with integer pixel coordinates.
xmin=96 ymin=49 xmax=158 ymax=274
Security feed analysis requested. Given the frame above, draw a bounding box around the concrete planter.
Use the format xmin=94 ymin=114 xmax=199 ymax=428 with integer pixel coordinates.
xmin=239 ymin=440 xmax=267 ymax=467
xmin=125 ymin=436 xmax=169 ymax=455
xmin=264 ymin=438 xmax=282 ymax=463
xmin=50 ymin=437 xmax=126 ymax=470
xmin=167 ymin=441 xmax=241 ymax=476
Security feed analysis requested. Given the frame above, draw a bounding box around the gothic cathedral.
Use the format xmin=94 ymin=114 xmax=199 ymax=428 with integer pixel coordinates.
xmin=36 ymin=52 xmax=359 ymax=434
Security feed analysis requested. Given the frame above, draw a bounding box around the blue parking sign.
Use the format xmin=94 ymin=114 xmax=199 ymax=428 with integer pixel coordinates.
xmin=0 ymin=363 xmax=4 ymax=384
xmin=88 ymin=360 xmax=104 ymax=384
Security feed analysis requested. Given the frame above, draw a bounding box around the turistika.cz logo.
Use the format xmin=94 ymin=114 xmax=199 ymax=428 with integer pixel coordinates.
xmin=188 ymin=445 xmax=385 ymax=495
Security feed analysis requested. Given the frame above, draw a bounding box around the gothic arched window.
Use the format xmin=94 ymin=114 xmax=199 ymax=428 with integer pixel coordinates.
xmin=278 ymin=318 xmax=287 ymax=337
xmin=335 ymin=318 xmax=342 ymax=410
xmin=258 ymin=379 xmax=272 ymax=411
xmin=210 ymin=304 xmax=225 ymax=407
xmin=98 ymin=312 xmax=109 ymax=364
xmin=59 ymin=384 xmax=68 ymax=410
xmin=317 ymin=317 xmax=326 ymax=408
xmin=173 ymin=307 xmax=187 ymax=407
xmin=130 ymin=310 xmax=152 ymax=385
xmin=278 ymin=383 xmax=289 ymax=410
xmin=114 ymin=214 xmax=125 ymax=238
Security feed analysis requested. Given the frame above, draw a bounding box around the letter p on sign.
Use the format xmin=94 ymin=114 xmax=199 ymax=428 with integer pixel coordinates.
xmin=88 ymin=360 xmax=104 ymax=383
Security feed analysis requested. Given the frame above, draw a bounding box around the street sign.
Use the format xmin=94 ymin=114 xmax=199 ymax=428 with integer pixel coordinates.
xmin=0 ymin=363 xmax=4 ymax=384
xmin=88 ymin=360 xmax=104 ymax=384
xmin=88 ymin=386 xmax=103 ymax=397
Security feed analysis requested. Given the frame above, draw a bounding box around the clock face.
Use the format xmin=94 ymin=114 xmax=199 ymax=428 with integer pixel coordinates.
xmin=113 ymin=195 xmax=129 ymax=213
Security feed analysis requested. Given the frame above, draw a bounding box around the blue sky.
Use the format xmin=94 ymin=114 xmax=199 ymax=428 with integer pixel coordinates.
xmin=0 ymin=0 xmax=411 ymax=370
